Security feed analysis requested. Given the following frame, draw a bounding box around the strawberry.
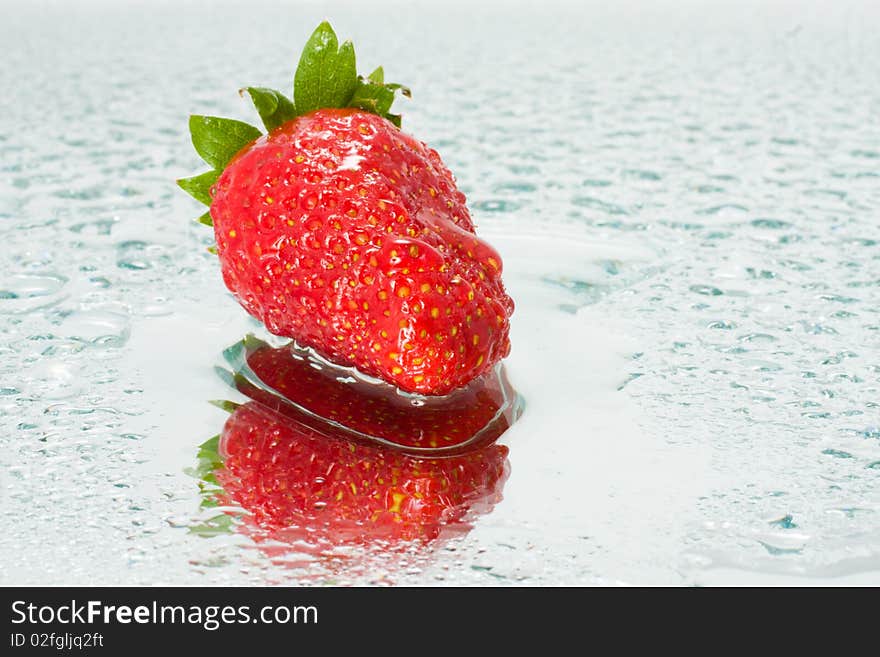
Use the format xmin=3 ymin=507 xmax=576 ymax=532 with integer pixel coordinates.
xmin=208 ymin=400 xmax=510 ymax=544
xmin=221 ymin=335 xmax=521 ymax=451
xmin=178 ymin=22 xmax=513 ymax=395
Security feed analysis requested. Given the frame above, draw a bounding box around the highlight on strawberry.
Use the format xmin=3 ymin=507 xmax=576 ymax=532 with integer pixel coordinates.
xmin=178 ymin=21 xmax=514 ymax=395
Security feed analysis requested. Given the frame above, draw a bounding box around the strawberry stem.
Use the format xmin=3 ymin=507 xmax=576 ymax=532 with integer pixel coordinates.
xmin=180 ymin=21 xmax=409 ymax=224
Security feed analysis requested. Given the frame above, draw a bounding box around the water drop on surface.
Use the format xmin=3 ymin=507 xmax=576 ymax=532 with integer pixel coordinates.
xmin=61 ymin=310 xmax=131 ymax=348
xmin=23 ymin=359 xmax=83 ymax=400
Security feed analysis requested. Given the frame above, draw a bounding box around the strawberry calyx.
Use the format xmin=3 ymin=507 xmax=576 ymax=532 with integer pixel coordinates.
xmin=177 ymin=21 xmax=410 ymax=225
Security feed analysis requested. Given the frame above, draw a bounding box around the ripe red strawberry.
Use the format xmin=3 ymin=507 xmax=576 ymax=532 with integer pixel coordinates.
xmin=212 ymin=401 xmax=509 ymax=544
xmin=224 ymin=336 xmax=521 ymax=451
xmin=179 ymin=22 xmax=513 ymax=395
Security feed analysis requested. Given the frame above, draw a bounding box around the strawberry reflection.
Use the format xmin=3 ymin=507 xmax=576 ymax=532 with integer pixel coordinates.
xmin=194 ymin=337 xmax=520 ymax=549
xmin=222 ymin=335 xmax=521 ymax=452
xmin=213 ymin=400 xmax=509 ymax=545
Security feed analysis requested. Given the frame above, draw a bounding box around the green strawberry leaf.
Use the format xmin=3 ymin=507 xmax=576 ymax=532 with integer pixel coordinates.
xmin=243 ymin=87 xmax=298 ymax=131
xmin=368 ymin=66 xmax=384 ymax=84
xmin=349 ymin=81 xmax=396 ymax=116
xmin=209 ymin=399 xmax=241 ymax=414
xmin=369 ymin=68 xmax=412 ymax=99
xmin=197 ymin=211 xmax=213 ymax=227
xmin=348 ymin=66 xmax=410 ymax=125
xmin=293 ymin=21 xmax=358 ymax=114
xmin=199 ymin=493 xmax=221 ymax=509
xmin=386 ymin=83 xmax=411 ymax=98
xmin=189 ymin=513 xmax=235 ymax=537
xmin=177 ymin=169 xmax=220 ymax=206
xmin=242 ymin=333 xmax=271 ymax=352
xmin=184 ymin=434 xmax=223 ymax=482
xmin=189 ymin=115 xmax=261 ymax=170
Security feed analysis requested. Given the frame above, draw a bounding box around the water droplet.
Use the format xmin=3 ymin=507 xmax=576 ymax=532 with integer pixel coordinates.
xmin=769 ymin=515 xmax=797 ymax=529
xmin=817 ymin=294 xmax=859 ymax=304
xmin=758 ymin=541 xmax=803 ymax=556
xmin=61 ymin=310 xmax=130 ymax=347
xmin=822 ymin=449 xmax=853 ymax=459
xmin=690 ymin=284 xmax=723 ymax=296
xmin=0 ymin=274 xmax=69 ymax=314
xmin=116 ymin=240 xmax=169 ymax=270
xmin=492 ymin=181 xmax=537 ymax=193
xmin=745 ymin=267 xmax=777 ymax=279
xmin=572 ymin=196 xmax=628 ymax=215
xmin=696 ymin=204 xmax=749 ymax=215
xmin=0 ymin=274 xmax=67 ymax=298
xmin=23 ymin=359 xmax=82 ymax=400
xmin=751 ymin=218 xmax=791 ymax=229
xmin=738 ymin=333 xmax=777 ymax=343
xmin=623 ymin=169 xmax=661 ymax=181
xmin=472 ymin=199 xmax=522 ymax=213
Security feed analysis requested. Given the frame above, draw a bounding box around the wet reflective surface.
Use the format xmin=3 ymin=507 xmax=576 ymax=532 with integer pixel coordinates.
xmin=2 ymin=0 xmax=880 ymax=584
